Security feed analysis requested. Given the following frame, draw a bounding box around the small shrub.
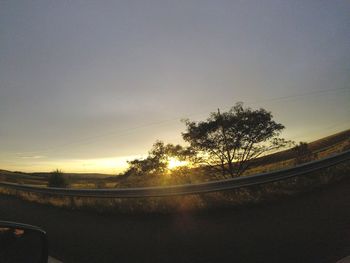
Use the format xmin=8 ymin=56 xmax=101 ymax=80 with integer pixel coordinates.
xmin=48 ymin=169 xmax=68 ymax=188
xmin=293 ymin=142 xmax=314 ymax=164
xmin=94 ymin=181 xmax=106 ymax=189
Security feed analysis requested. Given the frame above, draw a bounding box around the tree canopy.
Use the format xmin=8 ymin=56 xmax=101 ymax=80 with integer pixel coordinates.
xmin=123 ymin=141 xmax=191 ymax=177
xmin=182 ymin=103 xmax=291 ymax=178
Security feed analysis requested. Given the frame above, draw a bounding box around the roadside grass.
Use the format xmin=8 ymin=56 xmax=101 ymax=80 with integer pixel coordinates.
xmin=0 ymin=159 xmax=349 ymax=214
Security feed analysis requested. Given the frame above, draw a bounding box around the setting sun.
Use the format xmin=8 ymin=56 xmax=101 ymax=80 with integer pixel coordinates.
xmin=167 ymin=158 xmax=188 ymax=170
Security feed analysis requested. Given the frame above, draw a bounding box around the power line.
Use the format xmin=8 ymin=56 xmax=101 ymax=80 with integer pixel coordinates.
xmin=15 ymin=86 xmax=350 ymax=155
xmin=284 ymin=116 xmax=350 ymax=142
xmin=248 ymin=87 xmax=349 ymax=104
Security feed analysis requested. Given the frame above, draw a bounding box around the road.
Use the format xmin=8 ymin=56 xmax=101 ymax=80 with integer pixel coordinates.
xmin=0 ymin=178 xmax=350 ymax=263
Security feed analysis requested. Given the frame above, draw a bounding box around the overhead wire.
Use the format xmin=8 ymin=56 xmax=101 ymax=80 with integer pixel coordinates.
xmin=15 ymin=86 xmax=350 ymax=156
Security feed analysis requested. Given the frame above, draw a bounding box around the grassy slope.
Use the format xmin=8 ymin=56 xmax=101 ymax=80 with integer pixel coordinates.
xmin=252 ymin=129 xmax=350 ymax=166
xmin=1 ymin=129 xmax=349 ymax=188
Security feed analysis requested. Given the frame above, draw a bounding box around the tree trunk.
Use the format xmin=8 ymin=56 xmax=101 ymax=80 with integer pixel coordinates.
xmin=217 ymin=108 xmax=234 ymax=178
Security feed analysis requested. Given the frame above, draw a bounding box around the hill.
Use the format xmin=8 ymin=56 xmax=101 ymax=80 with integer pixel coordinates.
xmin=251 ymin=129 xmax=350 ymax=166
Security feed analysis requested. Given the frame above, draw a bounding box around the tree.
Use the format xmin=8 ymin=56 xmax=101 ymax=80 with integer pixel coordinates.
xmin=124 ymin=141 xmax=191 ymax=176
xmin=48 ymin=169 xmax=68 ymax=188
xmin=182 ymin=103 xmax=291 ymax=178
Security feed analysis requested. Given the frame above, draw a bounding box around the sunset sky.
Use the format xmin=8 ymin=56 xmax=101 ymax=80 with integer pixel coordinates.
xmin=0 ymin=1 xmax=349 ymax=174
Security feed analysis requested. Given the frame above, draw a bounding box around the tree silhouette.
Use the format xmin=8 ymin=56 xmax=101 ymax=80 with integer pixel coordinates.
xmin=182 ymin=103 xmax=291 ymax=178
xmin=124 ymin=141 xmax=191 ymax=176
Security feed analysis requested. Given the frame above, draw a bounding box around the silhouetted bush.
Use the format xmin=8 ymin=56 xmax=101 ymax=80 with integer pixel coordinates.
xmin=48 ymin=169 xmax=68 ymax=188
xmin=293 ymin=142 xmax=314 ymax=164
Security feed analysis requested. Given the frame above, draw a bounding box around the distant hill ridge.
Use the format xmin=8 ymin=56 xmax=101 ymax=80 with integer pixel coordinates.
xmin=252 ymin=129 xmax=350 ymax=166
xmin=0 ymin=170 xmax=112 ymax=179
xmin=1 ymin=129 xmax=349 ymax=178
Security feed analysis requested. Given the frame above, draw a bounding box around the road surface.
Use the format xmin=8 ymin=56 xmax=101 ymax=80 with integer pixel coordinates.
xmin=0 ymin=178 xmax=350 ymax=262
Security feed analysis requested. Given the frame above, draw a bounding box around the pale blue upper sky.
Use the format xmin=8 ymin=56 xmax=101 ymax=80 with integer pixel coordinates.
xmin=0 ymin=1 xmax=349 ymax=173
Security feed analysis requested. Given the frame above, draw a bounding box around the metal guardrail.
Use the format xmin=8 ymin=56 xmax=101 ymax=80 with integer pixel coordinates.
xmin=1 ymin=150 xmax=349 ymax=198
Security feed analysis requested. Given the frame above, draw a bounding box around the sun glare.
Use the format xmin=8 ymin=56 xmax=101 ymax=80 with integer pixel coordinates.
xmin=168 ymin=158 xmax=188 ymax=170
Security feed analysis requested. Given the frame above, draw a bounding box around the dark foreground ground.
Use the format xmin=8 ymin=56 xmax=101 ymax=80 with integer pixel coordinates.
xmin=0 ymin=178 xmax=350 ymax=263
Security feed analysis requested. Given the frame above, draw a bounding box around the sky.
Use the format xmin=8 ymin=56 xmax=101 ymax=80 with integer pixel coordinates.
xmin=0 ymin=0 xmax=349 ymax=174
